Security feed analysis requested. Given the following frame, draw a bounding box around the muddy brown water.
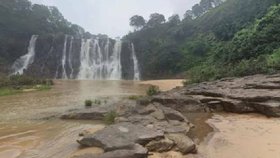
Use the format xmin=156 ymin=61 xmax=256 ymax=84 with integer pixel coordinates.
xmin=0 ymin=80 xmax=150 ymax=158
xmin=2 ymin=79 xmax=280 ymax=158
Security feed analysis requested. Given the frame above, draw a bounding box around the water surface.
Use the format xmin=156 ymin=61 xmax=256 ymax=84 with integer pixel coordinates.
xmin=0 ymin=80 xmax=149 ymax=158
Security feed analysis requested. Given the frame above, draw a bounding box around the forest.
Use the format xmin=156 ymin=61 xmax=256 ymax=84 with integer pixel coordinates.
xmin=125 ymin=0 xmax=280 ymax=81
xmin=1 ymin=0 xmax=280 ymax=81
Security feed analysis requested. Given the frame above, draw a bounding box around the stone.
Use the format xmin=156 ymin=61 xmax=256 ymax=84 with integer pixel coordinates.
xmin=77 ymin=122 xmax=164 ymax=151
xmin=71 ymin=144 xmax=148 ymax=158
xmin=167 ymin=134 xmax=196 ymax=154
xmin=61 ymin=108 xmax=107 ymax=120
xmin=162 ymin=107 xmax=187 ymax=122
xmin=145 ymin=138 xmax=174 ymax=152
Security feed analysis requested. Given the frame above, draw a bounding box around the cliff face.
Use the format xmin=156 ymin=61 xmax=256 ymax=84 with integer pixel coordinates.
xmin=12 ymin=34 xmax=140 ymax=80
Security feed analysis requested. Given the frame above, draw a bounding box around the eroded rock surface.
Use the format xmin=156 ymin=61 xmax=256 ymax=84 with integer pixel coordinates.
xmin=152 ymin=74 xmax=280 ymax=117
xmin=66 ymin=74 xmax=280 ymax=157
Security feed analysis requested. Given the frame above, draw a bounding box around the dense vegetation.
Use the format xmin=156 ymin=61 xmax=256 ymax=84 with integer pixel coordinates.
xmin=0 ymin=0 xmax=86 ymax=74
xmin=125 ymin=0 xmax=280 ymax=81
xmin=0 ymin=75 xmax=53 ymax=96
xmin=1 ymin=0 xmax=280 ymax=82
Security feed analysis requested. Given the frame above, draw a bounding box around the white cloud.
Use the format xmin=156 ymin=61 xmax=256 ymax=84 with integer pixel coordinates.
xmin=30 ymin=0 xmax=199 ymax=37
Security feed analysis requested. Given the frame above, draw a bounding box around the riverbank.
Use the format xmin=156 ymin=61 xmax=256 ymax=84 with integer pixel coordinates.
xmin=0 ymin=85 xmax=51 ymax=96
xmin=0 ymin=75 xmax=53 ymax=96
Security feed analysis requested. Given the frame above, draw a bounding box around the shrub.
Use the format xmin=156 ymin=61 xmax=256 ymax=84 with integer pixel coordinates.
xmin=94 ymin=99 xmax=101 ymax=105
xmin=128 ymin=95 xmax=142 ymax=100
xmin=104 ymin=111 xmax=117 ymax=125
xmin=84 ymin=100 xmax=92 ymax=107
xmin=146 ymin=85 xmax=160 ymax=96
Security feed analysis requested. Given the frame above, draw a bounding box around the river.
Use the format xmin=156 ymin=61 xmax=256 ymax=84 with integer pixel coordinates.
xmin=0 ymin=80 xmax=150 ymax=158
xmin=1 ymin=80 xmax=280 ymax=158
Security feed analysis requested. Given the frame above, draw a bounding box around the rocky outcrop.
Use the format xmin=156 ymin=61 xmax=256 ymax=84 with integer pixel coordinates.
xmin=151 ymin=74 xmax=280 ymax=117
xmin=74 ymin=101 xmax=196 ymax=157
xmin=66 ymin=74 xmax=280 ymax=157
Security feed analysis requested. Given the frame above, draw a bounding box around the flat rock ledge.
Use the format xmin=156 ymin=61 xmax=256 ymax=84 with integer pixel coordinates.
xmin=149 ymin=74 xmax=280 ymax=117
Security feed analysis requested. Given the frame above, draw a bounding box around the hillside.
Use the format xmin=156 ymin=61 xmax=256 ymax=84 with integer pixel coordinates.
xmin=0 ymin=0 xmax=85 ymax=76
xmin=125 ymin=0 xmax=280 ymax=81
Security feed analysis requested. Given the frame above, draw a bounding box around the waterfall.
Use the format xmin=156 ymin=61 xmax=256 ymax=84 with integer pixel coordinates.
xmin=77 ymin=38 xmax=122 ymax=80
xmin=61 ymin=35 xmax=68 ymax=79
xmin=68 ymin=36 xmax=74 ymax=79
xmin=131 ymin=43 xmax=140 ymax=80
xmin=108 ymin=40 xmax=122 ymax=80
xmin=11 ymin=35 xmax=39 ymax=75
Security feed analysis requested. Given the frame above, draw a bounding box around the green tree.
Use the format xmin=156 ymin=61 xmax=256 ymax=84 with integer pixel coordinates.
xmin=147 ymin=13 xmax=166 ymax=27
xmin=192 ymin=4 xmax=204 ymax=17
xmin=129 ymin=15 xmax=146 ymax=30
xmin=168 ymin=14 xmax=180 ymax=26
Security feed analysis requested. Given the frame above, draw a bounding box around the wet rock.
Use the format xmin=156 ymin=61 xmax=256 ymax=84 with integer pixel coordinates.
xmin=149 ymin=74 xmax=280 ymax=117
xmin=77 ymin=122 xmax=164 ymax=151
xmin=162 ymin=107 xmax=187 ymax=122
xmin=167 ymin=134 xmax=196 ymax=154
xmin=145 ymin=138 xmax=174 ymax=152
xmin=71 ymin=144 xmax=148 ymax=158
xmin=61 ymin=108 xmax=107 ymax=120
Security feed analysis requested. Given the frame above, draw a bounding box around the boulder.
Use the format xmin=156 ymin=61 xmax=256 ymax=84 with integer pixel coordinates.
xmin=77 ymin=122 xmax=164 ymax=151
xmin=71 ymin=144 xmax=148 ymax=158
xmin=167 ymin=134 xmax=196 ymax=154
xmin=145 ymin=138 xmax=174 ymax=152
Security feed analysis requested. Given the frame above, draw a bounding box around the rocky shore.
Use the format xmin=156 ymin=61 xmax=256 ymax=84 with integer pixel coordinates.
xmin=62 ymin=74 xmax=280 ymax=158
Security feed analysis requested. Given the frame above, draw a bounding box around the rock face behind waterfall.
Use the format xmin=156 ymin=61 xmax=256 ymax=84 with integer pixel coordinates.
xmin=13 ymin=34 xmax=140 ymax=80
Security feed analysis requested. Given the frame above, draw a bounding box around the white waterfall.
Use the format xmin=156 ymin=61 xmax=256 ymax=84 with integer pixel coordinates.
xmin=68 ymin=36 xmax=74 ymax=79
xmin=77 ymin=38 xmax=122 ymax=80
xmin=131 ymin=43 xmax=140 ymax=80
xmin=11 ymin=35 xmax=39 ymax=75
xmin=108 ymin=40 xmax=122 ymax=80
xmin=61 ymin=35 xmax=68 ymax=79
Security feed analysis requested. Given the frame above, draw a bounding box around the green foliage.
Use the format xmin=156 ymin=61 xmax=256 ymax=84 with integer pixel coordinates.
xmin=146 ymin=85 xmax=160 ymax=96
xmin=94 ymin=99 xmax=102 ymax=105
xmin=0 ymin=74 xmax=53 ymax=96
xmin=147 ymin=13 xmax=166 ymax=28
xmin=128 ymin=95 xmax=142 ymax=100
xmin=0 ymin=74 xmax=53 ymax=88
xmin=84 ymin=100 xmax=93 ymax=107
xmin=130 ymin=15 xmax=146 ymax=30
xmin=267 ymin=48 xmax=280 ymax=69
xmin=0 ymin=87 xmax=21 ymax=96
xmin=84 ymin=99 xmax=103 ymax=107
xmin=0 ymin=0 xmax=85 ymax=65
xmin=104 ymin=111 xmax=117 ymax=125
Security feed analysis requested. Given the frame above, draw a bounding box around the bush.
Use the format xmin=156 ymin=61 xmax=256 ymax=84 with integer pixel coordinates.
xmin=146 ymin=85 xmax=160 ymax=96
xmin=84 ymin=100 xmax=92 ymax=107
xmin=128 ymin=95 xmax=142 ymax=100
xmin=94 ymin=99 xmax=101 ymax=105
xmin=104 ymin=111 xmax=117 ymax=125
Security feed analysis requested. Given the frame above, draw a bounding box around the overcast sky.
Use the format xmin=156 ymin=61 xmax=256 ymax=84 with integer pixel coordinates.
xmin=30 ymin=0 xmax=199 ymax=38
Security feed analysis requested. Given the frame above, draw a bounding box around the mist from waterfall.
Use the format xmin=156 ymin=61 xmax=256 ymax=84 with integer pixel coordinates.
xmin=77 ymin=38 xmax=122 ymax=80
xmin=131 ymin=43 xmax=140 ymax=80
xmin=11 ymin=35 xmax=39 ymax=75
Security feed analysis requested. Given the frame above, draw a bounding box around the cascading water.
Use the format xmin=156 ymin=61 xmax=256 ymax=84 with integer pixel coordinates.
xmin=61 ymin=35 xmax=68 ymax=79
xmin=108 ymin=40 xmax=122 ymax=80
xmin=68 ymin=36 xmax=74 ymax=79
xmin=77 ymin=38 xmax=122 ymax=80
xmin=131 ymin=43 xmax=140 ymax=80
xmin=11 ymin=35 xmax=39 ymax=75
xmin=11 ymin=34 xmax=141 ymax=80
